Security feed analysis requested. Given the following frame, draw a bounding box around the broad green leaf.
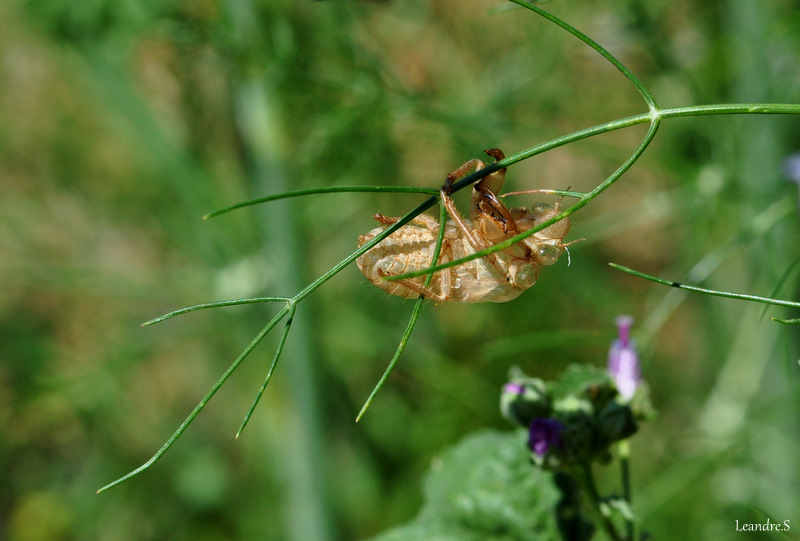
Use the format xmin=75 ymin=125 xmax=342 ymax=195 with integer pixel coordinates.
xmin=365 ymin=430 xmax=560 ymax=541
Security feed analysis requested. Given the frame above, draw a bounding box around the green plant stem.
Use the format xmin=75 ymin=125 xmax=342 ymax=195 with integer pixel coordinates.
xmin=96 ymin=305 xmax=292 ymax=493
xmin=609 ymin=263 xmax=800 ymax=310
xmin=141 ymin=297 xmax=292 ymax=326
xmin=236 ymin=303 xmax=296 ymax=438
xmin=384 ymin=102 xmax=800 ymax=282
xmin=618 ymin=440 xmax=634 ymax=541
xmin=509 ymin=0 xmax=657 ymax=111
xmin=107 ymin=97 xmax=799 ymax=490
xmin=98 ymin=0 xmax=800 ymax=492
xmin=579 ymin=463 xmax=624 ymax=541
xmin=101 ymin=102 xmax=800 ymax=494
xmin=203 ymin=186 xmax=439 ymax=220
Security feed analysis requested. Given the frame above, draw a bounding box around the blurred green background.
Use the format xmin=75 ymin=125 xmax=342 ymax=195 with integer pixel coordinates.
xmin=1 ymin=0 xmax=799 ymax=539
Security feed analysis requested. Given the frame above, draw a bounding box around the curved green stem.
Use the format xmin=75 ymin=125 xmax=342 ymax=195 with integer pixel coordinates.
xmin=384 ymin=100 xmax=800 ymax=282
xmin=387 ymin=115 xmax=662 ymax=281
xmin=98 ymin=0 xmax=800 ymax=492
xmin=509 ymin=0 xmax=657 ymax=111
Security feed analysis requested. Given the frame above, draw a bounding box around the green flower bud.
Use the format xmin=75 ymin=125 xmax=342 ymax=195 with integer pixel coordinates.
xmin=598 ymin=401 xmax=638 ymax=443
xmin=500 ymin=377 xmax=550 ymax=427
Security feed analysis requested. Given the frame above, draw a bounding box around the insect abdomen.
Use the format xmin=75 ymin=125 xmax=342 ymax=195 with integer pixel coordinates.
xmin=357 ymin=225 xmax=445 ymax=299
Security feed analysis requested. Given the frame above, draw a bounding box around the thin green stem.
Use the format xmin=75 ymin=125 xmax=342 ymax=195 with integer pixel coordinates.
xmin=772 ymin=317 xmax=800 ymax=325
xmin=97 ymin=304 xmax=293 ymax=494
xmin=383 ymin=100 xmax=800 ymax=282
xmin=495 ymin=103 xmax=800 ymax=171
xmin=387 ymin=115 xmax=662 ymax=281
xmin=101 ymin=96 xmax=800 ymax=491
xmin=609 ymin=263 xmax=800 ymax=310
xmin=355 ymin=202 xmax=449 ymax=422
xmin=579 ymin=463 xmax=624 ymax=541
xmin=141 ymin=297 xmax=292 ymax=326
xmin=660 ymin=102 xmax=800 ymax=117
xmin=501 ymin=189 xmax=586 ymax=199
xmin=637 ymin=194 xmax=796 ymax=347
xmin=99 ymin=0 xmax=800 ymax=492
xmin=203 ymin=186 xmax=439 ymax=220
xmin=509 ymin=0 xmax=657 ymax=111
xmin=618 ymin=440 xmax=634 ymax=541
xmin=236 ymin=303 xmax=297 ymax=438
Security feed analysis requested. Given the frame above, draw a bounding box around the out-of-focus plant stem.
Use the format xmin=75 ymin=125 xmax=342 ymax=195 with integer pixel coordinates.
xmin=234 ymin=76 xmax=333 ymax=541
xmin=228 ymin=0 xmax=332 ymax=536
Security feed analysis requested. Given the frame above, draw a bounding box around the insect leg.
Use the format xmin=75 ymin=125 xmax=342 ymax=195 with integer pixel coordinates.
xmin=471 ymin=148 xmax=507 ymax=203
xmin=473 ymin=184 xmax=518 ymax=234
xmin=373 ymin=213 xmax=439 ymax=230
xmin=377 ymin=269 xmax=449 ymax=303
xmin=442 ymin=167 xmax=517 ymax=285
xmin=440 ymin=180 xmax=485 ymax=250
xmin=446 ymin=158 xmax=485 ymax=184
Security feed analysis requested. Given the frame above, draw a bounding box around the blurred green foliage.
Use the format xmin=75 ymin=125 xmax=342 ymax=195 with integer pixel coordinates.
xmin=1 ymin=0 xmax=799 ymax=539
xmin=365 ymin=430 xmax=561 ymax=541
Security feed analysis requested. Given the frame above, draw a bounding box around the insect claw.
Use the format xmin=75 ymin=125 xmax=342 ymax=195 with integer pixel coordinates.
xmin=483 ymin=148 xmax=505 ymax=162
xmin=442 ymin=174 xmax=455 ymax=194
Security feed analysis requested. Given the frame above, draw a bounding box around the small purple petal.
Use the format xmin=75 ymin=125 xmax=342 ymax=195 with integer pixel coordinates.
xmin=608 ymin=316 xmax=640 ymax=401
xmin=614 ymin=315 xmax=634 ymax=347
xmin=528 ymin=418 xmax=563 ymax=457
xmin=503 ymin=383 xmax=525 ymax=395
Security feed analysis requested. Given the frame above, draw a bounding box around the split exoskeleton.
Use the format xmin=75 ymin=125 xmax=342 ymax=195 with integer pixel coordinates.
xmin=357 ymin=149 xmax=578 ymax=303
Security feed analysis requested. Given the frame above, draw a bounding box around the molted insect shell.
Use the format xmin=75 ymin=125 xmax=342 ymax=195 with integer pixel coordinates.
xmin=357 ymin=149 xmax=577 ymax=303
xmin=532 ymin=202 xmax=571 ymax=241
xmin=537 ymin=244 xmax=564 ymax=266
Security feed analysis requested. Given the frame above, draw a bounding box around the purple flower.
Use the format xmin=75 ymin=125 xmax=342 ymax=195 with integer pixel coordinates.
xmin=607 ymin=316 xmax=640 ymax=401
xmin=503 ymin=383 xmax=525 ymax=395
xmin=528 ymin=418 xmax=563 ymax=457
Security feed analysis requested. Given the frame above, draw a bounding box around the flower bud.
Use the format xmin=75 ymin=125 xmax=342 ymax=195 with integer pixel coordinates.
xmin=500 ymin=376 xmax=550 ymax=427
xmin=597 ymin=401 xmax=638 ymax=443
